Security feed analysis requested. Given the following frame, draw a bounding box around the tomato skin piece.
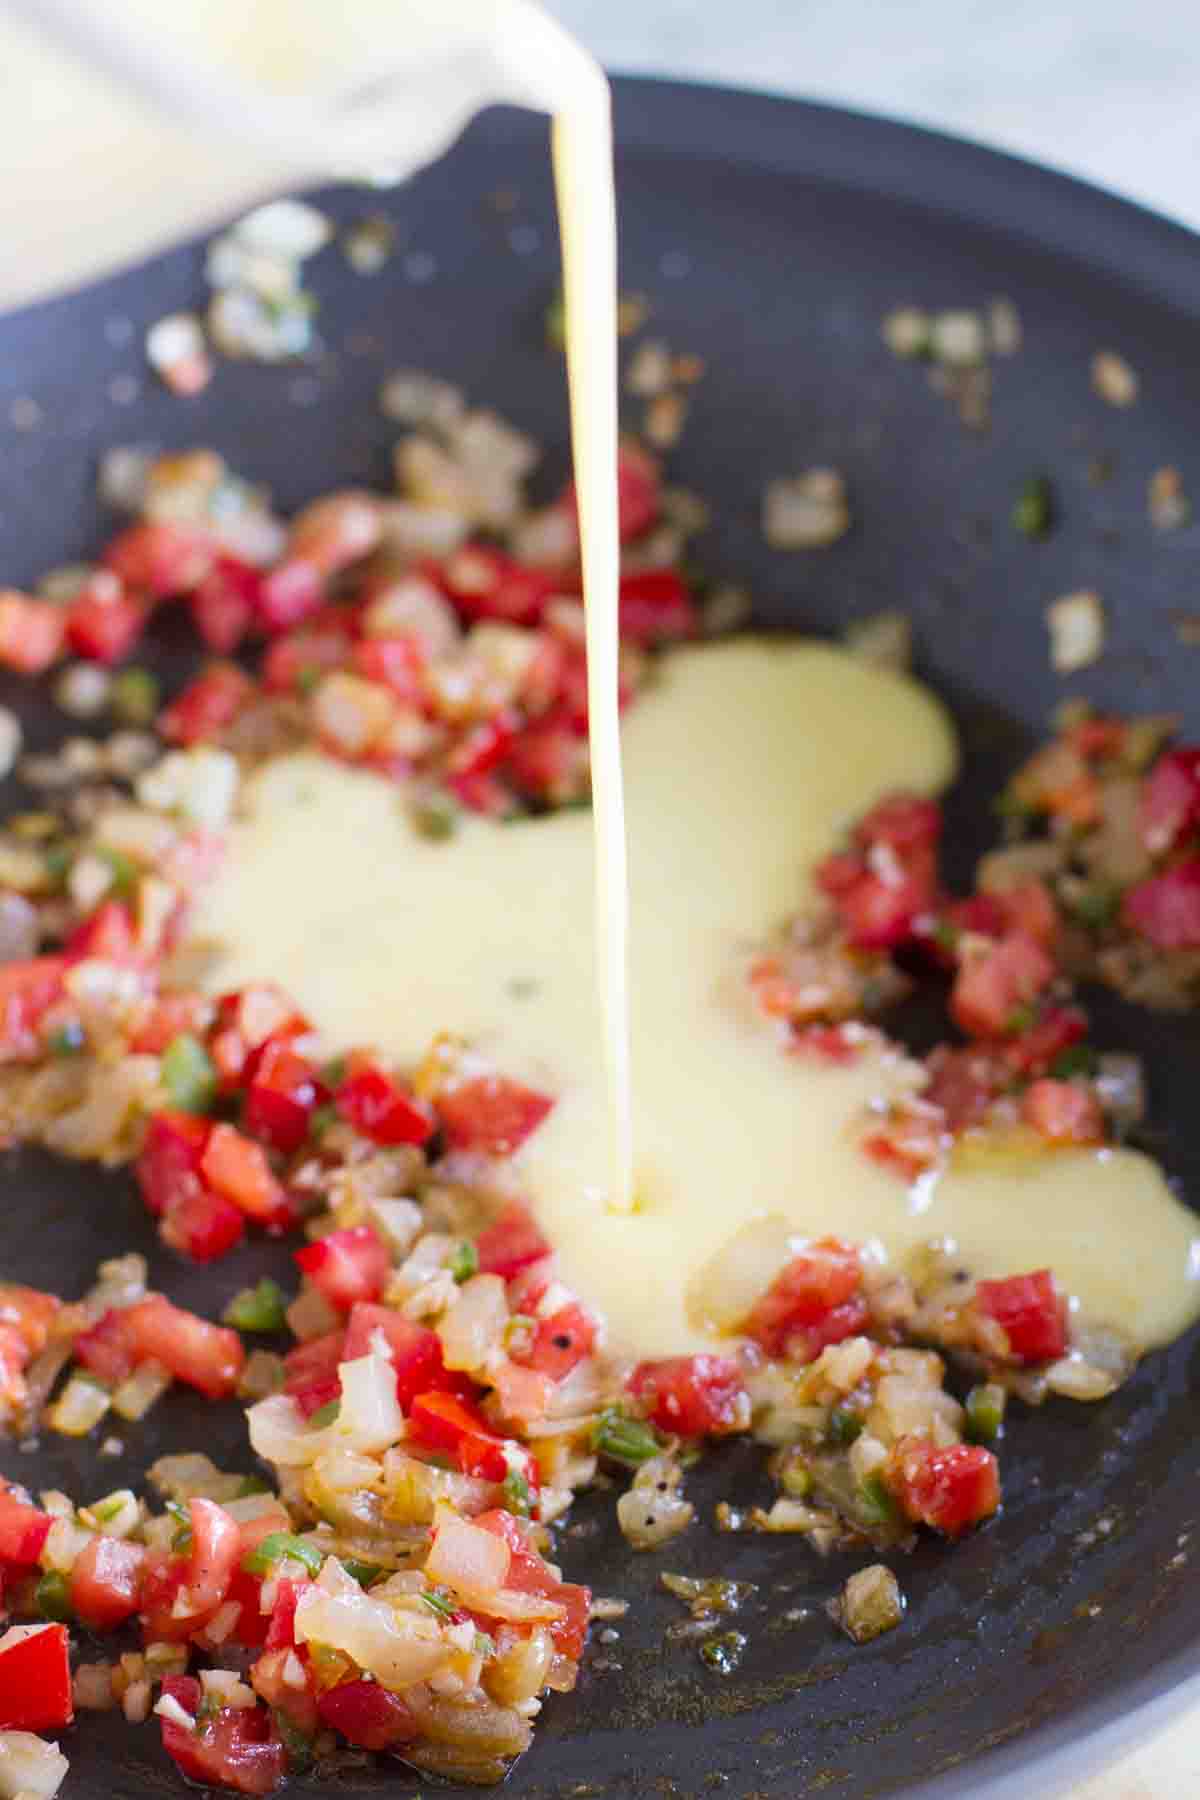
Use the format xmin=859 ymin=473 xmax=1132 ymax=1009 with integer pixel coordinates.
xmin=628 ymin=1355 xmax=748 ymax=1437
xmin=317 ymin=1678 xmax=418 ymax=1750
xmin=244 ymin=1041 xmax=323 ymax=1153
xmin=135 ymin=1110 xmax=211 ymax=1217
xmin=335 ymin=1058 xmax=433 ymax=1147
xmin=159 ymin=1675 xmax=287 ymax=1797
xmin=161 ymin=1180 xmax=247 ymax=1263
xmin=0 ymin=1488 xmax=51 ymax=1565
xmin=950 ymin=930 xmax=1055 ymax=1039
xmin=66 ymin=588 xmax=147 ymax=664
xmin=0 ymin=957 xmax=68 ymax=1060
xmin=743 ymin=1238 xmax=864 ymax=1358
xmin=617 ymin=568 xmax=697 ymax=644
xmin=159 ymin=661 xmax=256 ymax=746
xmin=0 ymin=589 xmax=66 ymax=673
xmin=475 ymin=1203 xmax=551 ymax=1282
xmin=0 ymin=1622 xmax=73 ymax=1731
xmin=474 ymin=1509 xmax=592 ymax=1660
xmin=201 ymin=1123 xmax=292 ymax=1227
xmin=976 ymin=1269 xmax=1068 ymax=1363
xmin=294 ymin=1225 xmax=391 ymax=1311
xmin=1123 ymin=858 xmax=1200 ymax=950
xmin=518 ymin=1302 xmax=597 ymax=1382
xmin=408 ymin=1391 xmax=510 ymax=1482
xmin=122 ymin=1294 xmax=245 ymax=1399
xmin=886 ymin=1438 xmax=1001 ymax=1537
xmin=70 ymin=1535 xmax=145 ymax=1629
xmin=437 ymin=1076 xmax=554 ymax=1156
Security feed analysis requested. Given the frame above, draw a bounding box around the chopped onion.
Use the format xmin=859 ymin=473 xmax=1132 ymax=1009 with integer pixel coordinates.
xmin=334 ymin=1350 xmax=404 ymax=1453
xmin=617 ymin=1456 xmax=694 ymax=1551
xmin=763 ymin=469 xmax=850 ymax=549
xmin=832 ymin=1564 xmax=905 ymax=1643
xmin=294 ymin=1582 xmax=450 ymax=1689
xmin=0 ymin=1731 xmax=69 ymax=1798
xmin=1046 ymin=590 xmax=1106 ymax=674
xmin=111 ymin=1359 xmax=172 ymax=1421
xmin=247 ymin=1394 xmax=322 ymax=1468
xmin=685 ymin=1213 xmax=797 ymax=1336
xmin=424 ymin=1502 xmax=510 ymax=1600
xmin=46 ymin=1373 xmax=110 ymax=1437
xmin=437 ymin=1274 xmax=508 ymax=1374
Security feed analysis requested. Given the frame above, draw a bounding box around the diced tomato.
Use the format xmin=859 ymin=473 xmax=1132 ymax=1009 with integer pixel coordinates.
xmin=950 ymin=930 xmax=1055 ymax=1038
xmin=438 ymin=546 xmax=558 ymax=627
xmin=342 ymin=1305 xmax=461 ymax=1411
xmin=408 ymin=1391 xmax=509 ymax=1482
xmin=191 ymin=557 xmax=260 ymax=653
xmin=0 ymin=1286 xmax=59 ymax=1359
xmin=855 ymin=793 xmax=942 ymax=855
xmin=1069 ymin=716 xmax=1127 ymax=760
xmin=161 ymin=1179 xmax=247 ymax=1263
xmin=475 ymin=1203 xmax=551 ymax=1282
xmin=264 ymin=1577 xmax=308 ymax=1650
xmin=65 ymin=898 xmax=139 ymax=964
xmin=446 ymin=767 xmax=516 ymax=816
xmin=249 ymin=1645 xmax=318 ymax=1737
xmin=445 ymin=709 xmax=520 ymax=782
xmin=475 ymin=1509 xmax=591 ymax=1660
xmin=0 ymin=1623 xmax=73 ymax=1731
xmin=839 ymin=867 xmax=934 ymax=950
xmin=244 ymin=1040 xmax=323 ymax=1153
xmin=517 ymin=1303 xmax=596 ymax=1383
xmin=136 ymin=1110 xmax=212 ymax=1216
xmin=0 ymin=1326 xmax=30 ymax=1414
xmin=352 ymin=634 xmax=425 ymax=704
xmin=743 ymin=1238 xmax=866 ymax=1359
xmin=69 ymin=1535 xmax=145 ymax=1629
xmin=257 ymin=558 xmax=324 ymax=633
xmin=618 ymin=567 xmax=697 ymax=644
xmin=283 ymin=1329 xmax=346 ymax=1419
xmin=66 ymin=588 xmax=147 ymax=664
xmin=201 ymin=1123 xmax=292 ymax=1227
xmin=923 ymin=1045 xmax=1008 ymax=1133
xmin=0 ymin=1487 xmax=51 ymax=1565
xmin=505 ymin=710 xmax=585 ymax=803
xmin=437 ymin=1076 xmax=554 ymax=1156
xmin=0 ymin=957 xmax=67 ymax=1060
xmin=131 ymin=990 xmax=210 ymax=1055
xmin=628 ymin=1355 xmax=748 ymax=1437
xmin=997 ymin=878 xmax=1059 ymax=948
xmin=0 ymin=589 xmax=65 ymax=673
xmin=138 ymin=1552 xmax=192 ymax=1643
xmin=215 ymin=985 xmax=308 ymax=1055
xmin=505 ymin=1255 xmax=555 ymax=1316
xmin=1003 ymin=1005 xmax=1087 ymax=1078
xmin=1140 ymin=747 xmax=1200 ymax=856
xmin=122 ymin=1294 xmax=245 ymax=1399
xmin=103 ymin=522 xmax=214 ymax=596
xmin=159 ymin=1676 xmax=286 ymax=1797
xmin=940 ymin=892 xmax=1007 ymax=945
xmin=975 ymin=1269 xmax=1068 ymax=1363
xmin=295 ymin=1225 xmax=391 ymax=1311
xmin=335 ymin=1056 xmax=433 ymax=1147
xmin=1021 ymin=1077 xmax=1104 ymax=1146
xmin=887 ymin=1438 xmax=1000 ymax=1537
xmin=1123 ymin=859 xmax=1200 ymax=949
xmin=262 ymin=621 xmax=354 ymax=694
xmin=72 ymin=1306 xmax=136 ymax=1387
xmin=317 ymin=1678 xmax=417 ymax=1750
xmin=159 ymin=661 xmax=256 ymax=746
xmin=183 ymin=1498 xmax=242 ymax=1616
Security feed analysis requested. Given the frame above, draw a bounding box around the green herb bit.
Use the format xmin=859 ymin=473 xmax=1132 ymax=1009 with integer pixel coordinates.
xmin=110 ymin=666 xmax=160 ymax=725
xmin=237 ymin=1475 xmax=272 ymax=1498
xmin=965 ymin=1382 xmax=1007 ymax=1444
xmin=241 ymin=1532 xmax=323 ymax=1578
xmin=421 ymin=1587 xmax=458 ymax=1620
xmin=778 ymin=1457 xmax=812 ymax=1501
xmin=272 ymin=1709 xmax=314 ymax=1772
xmin=501 ymin=1470 xmax=533 ymax=1517
xmin=195 ymin=1693 xmax=222 ymax=1726
xmin=91 ymin=1492 xmax=130 ymax=1523
xmin=223 ymin=1277 xmax=289 ymax=1334
xmin=412 ymin=789 xmax=460 ymax=841
xmin=161 ymin=1032 xmax=218 ymax=1113
xmin=308 ymin=1399 xmax=340 ymax=1429
xmin=856 ymin=1472 xmax=899 ymax=1527
xmin=295 ymin=666 xmax=321 ymax=697
xmin=591 ymin=1407 xmax=663 ymax=1469
xmin=308 ymin=1102 xmax=338 ymax=1140
xmin=49 ymin=1021 xmax=85 ymax=1057
xmin=828 ymin=1407 xmax=864 ymax=1448
xmin=36 ymin=1570 xmax=72 ymax=1621
xmin=1071 ymin=885 xmax=1121 ymax=931
xmin=43 ymin=842 xmax=74 ymax=888
xmin=1005 ymin=1004 xmax=1035 ymax=1037
xmin=699 ymin=1629 xmax=747 ymax=1674
xmin=165 ymin=1498 xmax=193 ymax=1553
xmin=1050 ymin=1044 xmax=1099 ymax=1081
xmin=932 ymin=918 xmax=960 ymax=954
xmin=545 ymin=284 xmax=566 ymax=351
xmin=342 ymin=1559 xmax=384 ymax=1589
xmin=96 ymin=846 xmax=138 ymax=896
xmin=1012 ymin=474 xmax=1055 ymax=540
xmin=447 ymin=1240 xmax=479 ymax=1284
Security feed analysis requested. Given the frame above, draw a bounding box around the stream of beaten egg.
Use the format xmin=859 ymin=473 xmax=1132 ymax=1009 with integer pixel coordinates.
xmin=188 ymin=640 xmax=1200 ymax=1359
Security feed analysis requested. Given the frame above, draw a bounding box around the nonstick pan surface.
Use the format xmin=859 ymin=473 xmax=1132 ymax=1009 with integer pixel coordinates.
xmin=1 ymin=76 xmax=1199 ymax=1800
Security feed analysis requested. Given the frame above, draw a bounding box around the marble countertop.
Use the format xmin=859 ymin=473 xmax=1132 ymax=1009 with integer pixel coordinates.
xmin=546 ymin=2 xmax=1199 ymax=1795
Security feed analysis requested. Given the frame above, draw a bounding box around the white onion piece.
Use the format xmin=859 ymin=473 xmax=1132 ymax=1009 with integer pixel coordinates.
xmin=0 ymin=1731 xmax=70 ymax=1798
xmin=247 ymin=1394 xmax=322 ymax=1468
xmin=685 ymin=1214 xmax=798 ymax=1336
xmin=334 ymin=1351 xmax=404 ymax=1453
xmin=438 ymin=1275 xmax=508 ymax=1374
xmin=294 ymin=1584 xmax=449 ymax=1690
xmin=424 ymin=1502 xmax=510 ymax=1601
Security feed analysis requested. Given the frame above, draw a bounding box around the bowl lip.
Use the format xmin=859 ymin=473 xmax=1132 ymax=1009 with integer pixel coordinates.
xmin=597 ymin=71 xmax=1200 ymax=1800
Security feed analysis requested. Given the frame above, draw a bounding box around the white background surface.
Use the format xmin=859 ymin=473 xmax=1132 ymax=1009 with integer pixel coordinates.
xmin=549 ymin=4 xmax=1199 ymax=1795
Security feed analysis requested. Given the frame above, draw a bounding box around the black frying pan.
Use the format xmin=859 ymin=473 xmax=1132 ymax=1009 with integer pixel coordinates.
xmin=1 ymin=77 xmax=1199 ymax=1800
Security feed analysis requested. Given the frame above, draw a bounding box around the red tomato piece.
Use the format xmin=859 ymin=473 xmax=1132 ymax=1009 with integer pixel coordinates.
xmin=922 ymin=1045 xmax=1009 ymax=1133
xmin=262 ymin=621 xmax=354 ymax=694
xmin=249 ymin=1645 xmax=318 ymax=1736
xmin=437 ymin=1076 xmax=554 ymax=1156
xmin=505 ymin=710 xmax=585 ymax=803
xmin=257 ymin=558 xmax=324 ymax=633
xmin=160 ymin=1179 xmax=247 ymax=1263
xmin=950 ymin=930 xmax=1055 ymax=1038
xmin=283 ymin=1329 xmax=346 ymax=1419
xmin=617 ymin=568 xmax=697 ymax=645
xmin=1003 ymin=1005 xmax=1087 ymax=1077
xmin=0 ymin=1623 xmax=73 ymax=1731
xmin=135 ymin=1110 xmax=211 ymax=1217
xmin=66 ymin=588 xmax=147 ymax=664
xmin=244 ymin=1041 xmax=323 ymax=1154
xmin=317 ymin=1678 xmax=417 ymax=1750
xmin=352 ymin=634 xmax=426 ymax=703
xmin=130 ymin=990 xmax=210 ymax=1055
xmin=0 ymin=589 xmax=65 ymax=672
xmin=1123 ymin=858 xmax=1200 ymax=949
xmin=0 ymin=1286 xmax=59 ymax=1358
xmin=182 ymin=1497 xmax=242 ymax=1616
xmin=445 ymin=709 xmax=521 ymax=781
xmin=122 ymin=1295 xmax=245 ymax=1399
xmin=159 ymin=1676 xmax=287 ymax=1797
xmin=518 ymin=1302 xmax=596 ymax=1382
xmin=886 ymin=1438 xmax=1001 ymax=1537
xmin=1140 ymin=747 xmax=1200 ymax=856
xmin=264 ymin=1577 xmax=308 ymax=1650
xmin=294 ymin=1225 xmax=391 ymax=1311
xmin=201 ymin=1123 xmax=291 ymax=1226
xmin=72 ymin=1306 xmax=136 ymax=1387
xmin=103 ymin=522 xmax=214 ymax=596
xmin=65 ymin=898 xmax=139 ymax=964
xmin=474 ymin=1203 xmax=551 ymax=1282
xmin=407 ymin=1391 xmax=509 ymax=1481
xmin=976 ymin=1269 xmax=1068 ymax=1363
xmin=474 ymin=1509 xmax=592 ymax=1660
xmin=855 ymin=793 xmax=942 ymax=855
xmin=439 ymin=545 xmax=559 ymax=626
xmin=0 ymin=957 xmax=68 ymax=1060
xmin=335 ymin=1057 xmax=433 ymax=1146
xmin=743 ymin=1238 xmax=866 ymax=1359
xmin=342 ymin=1305 xmax=460 ymax=1411
xmin=159 ymin=661 xmax=256 ymax=746
xmin=1021 ymin=1077 xmax=1104 ymax=1146
xmin=0 ymin=1488 xmax=51 ymax=1565
xmin=628 ymin=1355 xmax=748 ymax=1437
xmin=191 ymin=558 xmax=260 ymax=654
xmin=69 ymin=1535 xmax=145 ymax=1629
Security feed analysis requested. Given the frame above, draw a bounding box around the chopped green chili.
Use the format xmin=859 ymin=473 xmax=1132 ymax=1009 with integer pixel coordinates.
xmin=1012 ymin=474 xmax=1055 ymax=540
xmin=501 ymin=1470 xmax=533 ymax=1517
xmin=36 ymin=1570 xmax=72 ymax=1621
xmin=161 ymin=1033 xmax=218 ymax=1113
xmin=965 ymin=1382 xmax=1007 ymax=1444
xmin=241 ymin=1532 xmax=323 ymax=1578
xmin=447 ymin=1240 xmax=479 ymax=1283
xmin=590 ymin=1407 xmax=662 ymax=1468
xmin=223 ymin=1277 xmax=288 ymax=1334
